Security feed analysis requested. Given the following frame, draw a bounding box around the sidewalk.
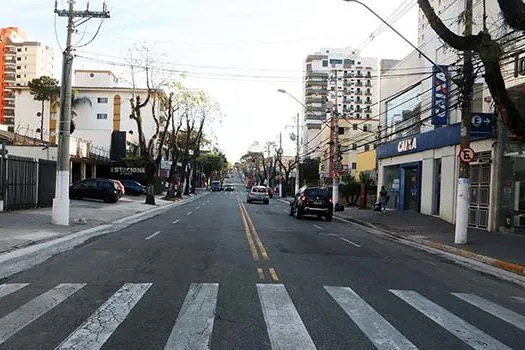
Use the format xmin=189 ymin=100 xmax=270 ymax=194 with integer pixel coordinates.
xmin=335 ymin=207 xmax=525 ymax=275
xmin=0 ymin=194 xmax=183 ymax=254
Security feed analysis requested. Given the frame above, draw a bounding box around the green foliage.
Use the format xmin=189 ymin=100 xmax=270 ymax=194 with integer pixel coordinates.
xmin=299 ymin=158 xmax=320 ymax=186
xmin=28 ymin=76 xmax=59 ymax=102
xmin=198 ymin=152 xmax=228 ymax=177
xmin=340 ymin=175 xmax=360 ymax=205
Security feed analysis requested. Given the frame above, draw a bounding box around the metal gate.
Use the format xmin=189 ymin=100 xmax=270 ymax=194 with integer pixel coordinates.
xmin=4 ymin=156 xmax=38 ymax=211
xmin=38 ymin=159 xmax=56 ymax=207
xmin=469 ymin=152 xmax=492 ymax=230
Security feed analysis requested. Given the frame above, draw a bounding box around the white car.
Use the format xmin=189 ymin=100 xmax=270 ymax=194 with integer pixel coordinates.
xmin=247 ymin=186 xmax=269 ymax=204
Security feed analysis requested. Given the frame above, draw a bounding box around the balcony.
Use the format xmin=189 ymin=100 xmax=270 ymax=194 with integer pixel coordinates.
xmin=305 ymin=96 xmax=325 ymax=104
xmin=355 ymin=81 xmax=363 ymax=87
xmin=365 ymin=81 xmax=372 ymax=87
xmin=354 ymin=90 xmax=363 ymax=95
xmin=4 ymin=66 xmax=16 ymax=73
xmin=305 ymin=87 xmax=327 ymax=96
xmin=355 ymin=99 xmax=363 ymax=104
xmin=3 ymin=109 xmax=15 ymax=116
xmin=365 ymin=91 xmax=372 ymax=96
xmin=306 ymin=72 xmax=328 ymax=79
xmin=365 ymin=99 xmax=372 ymax=104
xmin=4 ymin=93 xmax=15 ymax=100
xmin=305 ymin=80 xmax=326 ymax=88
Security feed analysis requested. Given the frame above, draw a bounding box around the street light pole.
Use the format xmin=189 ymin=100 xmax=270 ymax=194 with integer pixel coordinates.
xmin=295 ymin=113 xmax=300 ymax=194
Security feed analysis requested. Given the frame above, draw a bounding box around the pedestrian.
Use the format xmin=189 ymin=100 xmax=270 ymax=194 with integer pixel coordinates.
xmin=379 ymin=186 xmax=389 ymax=212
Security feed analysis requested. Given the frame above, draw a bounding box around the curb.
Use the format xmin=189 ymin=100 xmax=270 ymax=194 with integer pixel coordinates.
xmin=333 ymin=214 xmax=525 ymax=288
xmin=0 ymin=192 xmax=208 ymax=280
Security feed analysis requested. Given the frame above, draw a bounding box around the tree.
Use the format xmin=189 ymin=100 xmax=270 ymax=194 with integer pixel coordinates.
xmin=70 ymin=90 xmax=92 ymax=134
xmin=418 ymin=0 xmax=525 ymax=140
xmin=340 ymin=175 xmax=360 ymax=206
xmin=277 ymin=157 xmax=297 ymax=196
xmin=28 ymin=76 xmax=59 ymax=140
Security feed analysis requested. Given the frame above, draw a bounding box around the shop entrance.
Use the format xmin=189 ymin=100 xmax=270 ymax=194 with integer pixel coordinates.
xmin=399 ymin=162 xmax=421 ymax=212
xmin=468 ymin=153 xmax=491 ymax=230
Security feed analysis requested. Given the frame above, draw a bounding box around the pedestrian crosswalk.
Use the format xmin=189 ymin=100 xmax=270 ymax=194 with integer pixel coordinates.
xmin=0 ymin=281 xmax=524 ymax=349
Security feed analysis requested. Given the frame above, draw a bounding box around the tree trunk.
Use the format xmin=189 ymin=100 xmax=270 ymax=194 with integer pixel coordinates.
xmin=145 ymin=161 xmax=156 ymax=205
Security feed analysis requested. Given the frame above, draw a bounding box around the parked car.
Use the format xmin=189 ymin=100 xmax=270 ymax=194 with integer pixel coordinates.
xmin=290 ymin=186 xmax=333 ymax=221
xmin=111 ymin=179 xmax=125 ymax=198
xmin=70 ymin=178 xmax=121 ymax=203
xmin=225 ymin=184 xmax=235 ymax=191
xmin=120 ymin=179 xmax=146 ymax=196
xmin=247 ymin=186 xmax=269 ymax=204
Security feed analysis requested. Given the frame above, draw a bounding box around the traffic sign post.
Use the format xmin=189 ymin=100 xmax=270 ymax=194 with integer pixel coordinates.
xmin=470 ymin=113 xmax=493 ymax=138
xmin=458 ymin=147 xmax=476 ymax=163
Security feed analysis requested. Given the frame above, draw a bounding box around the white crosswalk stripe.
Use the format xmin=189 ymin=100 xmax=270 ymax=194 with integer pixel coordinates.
xmin=57 ymin=283 xmax=152 ymax=350
xmin=453 ymin=292 xmax=525 ymax=332
xmin=391 ymin=290 xmax=511 ymax=350
xmin=326 ymin=286 xmax=418 ymax=349
xmin=0 ymin=282 xmax=524 ymax=349
xmin=0 ymin=283 xmax=29 ymax=299
xmin=164 ymin=283 xmax=219 ymax=350
xmin=0 ymin=283 xmax=85 ymax=345
xmin=257 ymin=283 xmax=316 ymax=350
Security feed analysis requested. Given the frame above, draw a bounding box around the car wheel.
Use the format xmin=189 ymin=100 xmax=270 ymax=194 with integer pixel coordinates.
xmin=326 ymin=213 xmax=333 ymax=222
xmin=264 ymin=200 xmax=269 ymax=205
xmin=247 ymin=199 xmax=251 ymax=203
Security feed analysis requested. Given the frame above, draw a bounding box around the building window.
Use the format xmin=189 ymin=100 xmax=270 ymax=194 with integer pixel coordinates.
xmin=16 ymin=74 xmax=21 ymax=78
xmin=353 ymin=124 xmax=358 ymax=130
xmin=16 ymin=66 xmax=21 ymax=70
xmin=366 ymin=114 xmax=370 ymax=119
xmin=97 ymin=97 xmax=108 ymax=103
xmin=329 ymin=58 xmax=343 ymax=65
xmin=16 ymin=57 xmax=21 ymax=61
xmin=352 ymin=143 xmax=357 ymax=151
xmin=364 ymin=144 xmax=370 ymax=151
xmin=363 ymin=124 xmax=368 ymax=132
xmin=322 ymin=60 xmax=328 ymax=67
xmin=351 ymin=162 xmax=357 ymax=169
xmin=97 ymin=113 xmax=108 ymax=120
xmin=17 ymin=48 xmax=21 ymax=52
xmin=338 ymin=127 xmax=345 ymax=135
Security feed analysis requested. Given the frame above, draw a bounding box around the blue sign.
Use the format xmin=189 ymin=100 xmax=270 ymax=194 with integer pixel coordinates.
xmin=377 ymin=122 xmax=492 ymax=159
xmin=431 ymin=65 xmax=449 ymax=126
xmin=470 ymin=113 xmax=493 ymax=137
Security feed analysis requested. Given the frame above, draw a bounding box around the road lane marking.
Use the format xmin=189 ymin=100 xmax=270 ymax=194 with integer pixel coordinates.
xmin=186 ymin=211 xmax=193 ymax=216
xmin=0 ymin=283 xmax=85 ymax=344
xmin=453 ymin=293 xmax=525 ymax=331
xmin=325 ymin=286 xmax=417 ymax=350
xmin=391 ymin=290 xmax=511 ymax=349
xmin=0 ymin=284 xmax=29 ymax=299
xmin=312 ymin=224 xmax=323 ymax=230
xmin=257 ymin=284 xmax=316 ymax=350
xmin=239 ymin=202 xmax=259 ymax=261
xmin=269 ymin=268 xmax=280 ymax=282
xmin=172 ymin=219 xmax=180 ymax=224
xmin=145 ymin=231 xmax=161 ymax=240
xmin=240 ymin=202 xmax=270 ymax=260
xmin=257 ymin=268 xmax=265 ymax=280
xmin=164 ymin=283 xmax=219 ymax=349
xmin=339 ymin=237 xmax=361 ymax=248
xmin=57 ymin=283 xmax=152 ymax=350
xmin=283 ymin=209 xmax=289 ymax=213
xmin=196 ymin=206 xmax=200 ymax=210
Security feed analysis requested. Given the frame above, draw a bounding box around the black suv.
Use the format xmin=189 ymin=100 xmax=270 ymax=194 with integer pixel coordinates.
xmin=70 ymin=178 xmax=121 ymax=203
xmin=290 ymin=186 xmax=333 ymax=221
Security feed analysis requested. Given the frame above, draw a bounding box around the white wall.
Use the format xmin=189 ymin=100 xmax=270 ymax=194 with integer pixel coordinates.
xmin=13 ymin=87 xmax=51 ymax=140
xmin=6 ymin=145 xmax=57 ymax=160
xmin=75 ymin=70 xmax=118 ymax=88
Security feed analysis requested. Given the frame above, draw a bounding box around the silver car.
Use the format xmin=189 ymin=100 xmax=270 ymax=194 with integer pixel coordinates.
xmin=247 ymin=186 xmax=269 ymax=204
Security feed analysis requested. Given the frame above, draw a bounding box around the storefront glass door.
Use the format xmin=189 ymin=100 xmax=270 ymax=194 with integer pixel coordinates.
xmin=404 ymin=167 xmax=419 ymax=211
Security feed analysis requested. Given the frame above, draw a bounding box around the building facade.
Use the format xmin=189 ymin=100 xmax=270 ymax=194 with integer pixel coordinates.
xmin=13 ymin=70 xmax=160 ymax=154
xmin=376 ymin=0 xmax=525 ymax=233
xmin=0 ymin=27 xmax=54 ymax=132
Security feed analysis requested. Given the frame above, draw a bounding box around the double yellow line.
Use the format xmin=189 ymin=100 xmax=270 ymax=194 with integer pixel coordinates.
xmin=238 ymin=200 xmax=269 ymax=261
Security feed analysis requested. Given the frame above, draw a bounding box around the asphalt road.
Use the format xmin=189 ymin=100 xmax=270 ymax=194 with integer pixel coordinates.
xmin=1 ymin=175 xmax=525 ymax=349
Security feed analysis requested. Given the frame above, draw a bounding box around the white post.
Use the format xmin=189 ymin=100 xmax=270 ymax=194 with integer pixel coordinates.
xmin=455 ymin=178 xmax=470 ymax=244
xmin=278 ymin=182 xmax=283 ymax=198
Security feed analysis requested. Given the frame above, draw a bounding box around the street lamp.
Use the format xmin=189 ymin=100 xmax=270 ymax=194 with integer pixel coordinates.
xmin=277 ymin=89 xmax=302 ymax=194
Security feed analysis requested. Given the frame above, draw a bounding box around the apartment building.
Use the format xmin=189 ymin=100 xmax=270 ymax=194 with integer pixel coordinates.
xmin=303 ymin=48 xmax=382 ymax=160
xmin=0 ymin=27 xmax=54 ymax=132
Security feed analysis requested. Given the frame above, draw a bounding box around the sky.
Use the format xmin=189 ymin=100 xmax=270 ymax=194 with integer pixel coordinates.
xmin=1 ymin=0 xmax=418 ymax=162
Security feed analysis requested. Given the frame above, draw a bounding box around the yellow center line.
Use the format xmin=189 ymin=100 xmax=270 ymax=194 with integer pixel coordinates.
xmin=238 ymin=201 xmax=259 ymax=261
xmin=240 ymin=202 xmax=270 ymax=261
xmin=268 ymin=268 xmax=280 ymax=282
xmin=257 ymin=268 xmax=265 ymax=280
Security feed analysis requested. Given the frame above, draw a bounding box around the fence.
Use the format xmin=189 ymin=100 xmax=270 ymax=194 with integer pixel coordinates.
xmin=0 ymin=155 xmax=56 ymax=211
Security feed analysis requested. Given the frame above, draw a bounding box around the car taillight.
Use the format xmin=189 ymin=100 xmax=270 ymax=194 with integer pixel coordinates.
xmin=328 ymin=197 xmax=333 ymax=204
xmin=300 ymin=195 xmax=307 ymax=203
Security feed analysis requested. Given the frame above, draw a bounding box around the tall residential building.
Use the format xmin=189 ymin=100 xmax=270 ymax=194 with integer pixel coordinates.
xmin=0 ymin=27 xmax=54 ymax=131
xmin=303 ymin=48 xmax=381 ymax=160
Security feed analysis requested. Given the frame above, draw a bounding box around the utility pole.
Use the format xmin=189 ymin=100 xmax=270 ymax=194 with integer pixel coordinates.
xmin=332 ymin=70 xmax=340 ymax=210
xmin=52 ymin=0 xmax=110 ymax=225
xmin=295 ymin=113 xmax=300 ymax=194
xmin=455 ymin=0 xmax=473 ymax=244
xmin=278 ymin=132 xmax=283 ymax=198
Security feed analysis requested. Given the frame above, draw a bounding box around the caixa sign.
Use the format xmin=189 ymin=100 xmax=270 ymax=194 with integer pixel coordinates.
xmin=397 ymin=137 xmax=418 ymax=153
xmin=431 ymin=65 xmax=449 ymax=126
